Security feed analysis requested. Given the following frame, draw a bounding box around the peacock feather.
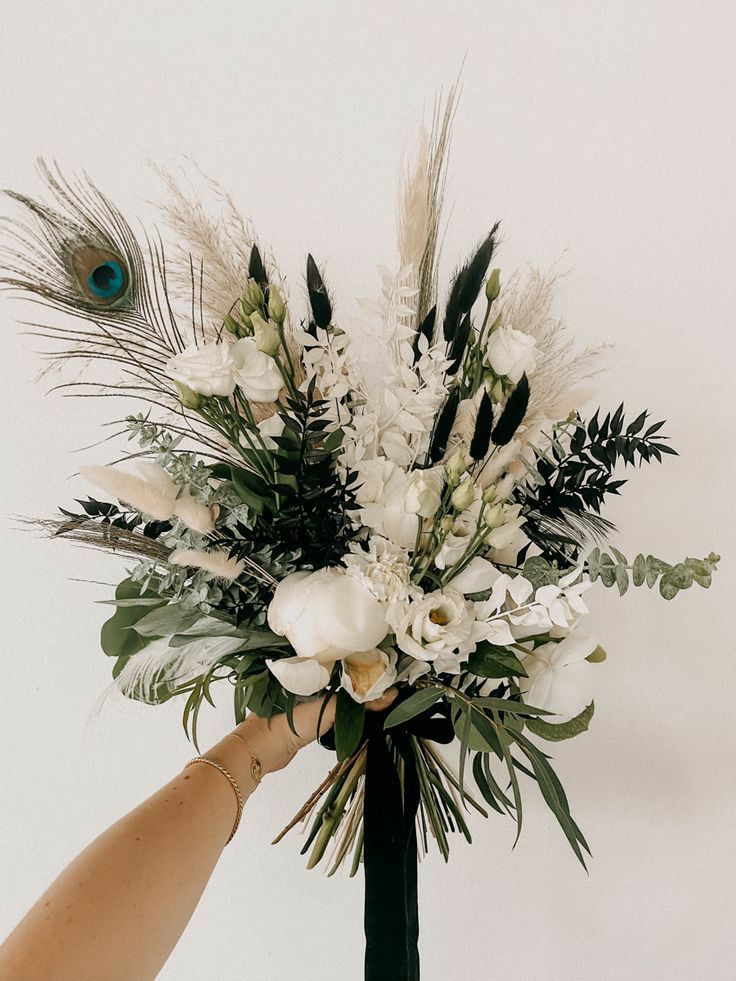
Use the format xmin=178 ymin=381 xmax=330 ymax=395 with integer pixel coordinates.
xmin=1 ymin=161 xmax=194 ymax=408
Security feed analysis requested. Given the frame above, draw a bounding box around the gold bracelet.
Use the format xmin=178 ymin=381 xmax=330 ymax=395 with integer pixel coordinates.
xmin=185 ymin=757 xmax=244 ymax=843
xmin=228 ymin=731 xmax=263 ymax=785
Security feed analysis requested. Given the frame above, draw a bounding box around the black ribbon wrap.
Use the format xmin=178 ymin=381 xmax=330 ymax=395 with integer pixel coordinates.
xmin=361 ymin=698 xmax=454 ymax=981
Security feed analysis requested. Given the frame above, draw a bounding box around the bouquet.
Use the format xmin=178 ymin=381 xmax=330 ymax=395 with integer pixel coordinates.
xmin=3 ymin=95 xmax=718 ymax=980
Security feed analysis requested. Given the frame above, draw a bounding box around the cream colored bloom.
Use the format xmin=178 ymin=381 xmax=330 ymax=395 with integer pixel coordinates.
xmin=393 ymin=589 xmax=483 ymax=666
xmin=485 ymin=325 xmax=539 ymax=383
xmin=231 ymin=337 xmax=283 ymax=402
xmin=519 ymin=633 xmax=598 ymax=723
xmin=341 ymin=648 xmax=398 ymax=703
xmin=165 ymin=342 xmax=236 ymax=397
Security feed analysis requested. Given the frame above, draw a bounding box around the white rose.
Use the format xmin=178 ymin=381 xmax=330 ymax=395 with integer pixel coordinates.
xmin=404 ymin=467 xmax=444 ymax=518
xmin=354 ymin=459 xmax=419 ymax=549
xmin=341 ymin=648 xmax=398 ymax=704
xmin=519 ymin=633 xmax=598 ymax=723
xmin=231 ymin=337 xmax=283 ymax=402
xmin=485 ymin=326 xmax=539 ymax=383
xmin=394 ymin=589 xmax=483 ymax=665
xmin=267 ymin=568 xmax=389 ymax=660
xmin=165 ymin=342 xmax=236 ymax=397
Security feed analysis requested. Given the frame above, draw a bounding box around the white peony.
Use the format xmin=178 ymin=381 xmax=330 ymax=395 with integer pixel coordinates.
xmin=393 ymin=589 xmax=484 ymax=666
xmin=353 ymin=459 xmax=419 ymax=549
xmin=231 ymin=337 xmax=283 ymax=402
xmin=267 ymin=654 xmax=334 ymax=696
xmin=341 ymin=648 xmax=398 ymax=704
xmin=165 ymin=342 xmax=236 ymax=397
xmin=485 ymin=326 xmax=539 ymax=383
xmin=519 ymin=633 xmax=598 ymax=723
xmin=267 ymin=568 xmax=389 ymax=660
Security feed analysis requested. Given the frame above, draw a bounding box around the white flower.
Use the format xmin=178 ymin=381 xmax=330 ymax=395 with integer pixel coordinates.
xmin=82 ymin=461 xmax=215 ymax=533
xmin=231 ymin=337 xmax=283 ymax=402
xmin=257 ymin=413 xmax=285 ymax=449
xmin=341 ymin=648 xmax=398 ymax=703
xmin=485 ymin=326 xmax=539 ymax=383
xmin=165 ymin=342 xmax=236 ymax=397
xmin=353 ymin=458 xmax=419 ymax=549
xmin=519 ymin=633 xmax=599 ymax=723
xmin=435 ymin=498 xmax=483 ymax=569
xmin=169 ymin=548 xmax=244 ymax=581
xmin=343 ymin=537 xmax=419 ymax=605
xmin=405 ymin=467 xmax=444 ymax=518
xmin=393 ymin=589 xmax=483 ymax=665
xmin=267 ymin=654 xmax=334 ymax=696
xmin=448 ymin=556 xmax=503 ymax=595
xmin=267 ymin=568 xmax=389 ymax=660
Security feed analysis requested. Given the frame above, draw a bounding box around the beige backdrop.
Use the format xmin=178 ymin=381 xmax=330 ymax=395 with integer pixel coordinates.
xmin=1 ymin=2 xmax=734 ymax=979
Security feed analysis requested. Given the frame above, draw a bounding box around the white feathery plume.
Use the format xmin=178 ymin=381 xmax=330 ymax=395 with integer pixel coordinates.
xmin=114 ymin=633 xmax=245 ymax=703
xmin=496 ymin=266 xmax=609 ymax=427
xmin=154 ymin=164 xmax=287 ymax=330
xmin=81 ymin=461 xmax=215 ymax=533
xmin=169 ymin=547 xmax=245 ymax=581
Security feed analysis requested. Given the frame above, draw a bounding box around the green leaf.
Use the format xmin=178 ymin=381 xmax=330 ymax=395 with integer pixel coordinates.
xmin=522 ymin=556 xmax=560 ymax=588
xmin=526 ymin=701 xmax=595 ymax=742
xmin=472 ymin=696 xmax=553 ymax=717
xmin=384 ymin=687 xmax=444 ymax=729
xmin=659 ymin=573 xmax=679 ymax=600
xmin=632 ymin=553 xmax=647 ymax=587
xmin=452 ymin=703 xmax=503 ymax=754
xmin=467 ymin=645 xmax=526 ymax=678
xmin=334 ymin=690 xmax=365 ymax=761
xmin=100 ymin=579 xmax=165 ymax=659
xmin=133 ymin=603 xmax=201 ymax=638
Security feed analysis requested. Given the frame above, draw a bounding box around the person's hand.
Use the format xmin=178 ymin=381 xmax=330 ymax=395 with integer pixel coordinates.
xmin=234 ymin=688 xmax=398 ymax=776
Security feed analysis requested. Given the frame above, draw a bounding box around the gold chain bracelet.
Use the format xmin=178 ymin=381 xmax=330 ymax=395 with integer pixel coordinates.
xmin=185 ymin=757 xmax=244 ymax=843
xmin=228 ymin=731 xmax=263 ymax=785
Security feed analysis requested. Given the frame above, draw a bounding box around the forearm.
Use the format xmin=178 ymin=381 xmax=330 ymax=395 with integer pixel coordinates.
xmin=0 ymin=727 xmax=259 ymax=981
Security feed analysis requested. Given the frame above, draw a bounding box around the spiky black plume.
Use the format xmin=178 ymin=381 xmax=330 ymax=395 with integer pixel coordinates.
xmin=457 ymin=224 xmax=499 ymax=313
xmin=429 ymin=388 xmax=460 ymax=462
xmin=248 ymin=244 xmax=269 ymax=289
xmin=469 ymin=390 xmax=494 ymax=460
xmin=491 ymin=374 xmax=530 ymax=446
xmin=446 ymin=312 xmax=472 ymax=376
xmin=306 ymin=253 xmax=332 ymax=332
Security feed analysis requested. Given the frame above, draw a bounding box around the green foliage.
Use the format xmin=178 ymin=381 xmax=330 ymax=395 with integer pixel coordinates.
xmin=587 ymin=547 xmax=720 ymax=599
xmin=519 ymin=405 xmax=675 ymax=562
xmin=100 ymin=578 xmax=165 ymax=662
xmin=527 ymin=702 xmax=595 ymax=741
xmin=334 ymin=691 xmax=366 ymax=761
xmin=467 ymin=643 xmax=527 ymax=678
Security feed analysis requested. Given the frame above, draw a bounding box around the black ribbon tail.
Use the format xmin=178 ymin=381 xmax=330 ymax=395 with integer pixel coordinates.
xmin=363 ymin=732 xmax=420 ymax=981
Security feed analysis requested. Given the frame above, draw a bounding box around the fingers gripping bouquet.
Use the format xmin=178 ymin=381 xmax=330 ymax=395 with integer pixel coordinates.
xmin=3 ymin=95 xmax=718 ymax=979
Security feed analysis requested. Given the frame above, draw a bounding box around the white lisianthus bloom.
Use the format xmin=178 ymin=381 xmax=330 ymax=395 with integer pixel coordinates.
xmin=434 ymin=498 xmax=482 ymax=569
xmin=165 ymin=342 xmax=236 ymax=397
xmin=341 ymin=648 xmax=398 ymax=703
xmin=231 ymin=337 xmax=283 ymax=402
xmin=404 ymin=467 xmax=444 ymax=518
xmin=267 ymin=568 xmax=389 ymax=660
xmin=485 ymin=325 xmax=539 ymax=383
xmin=393 ymin=589 xmax=484 ymax=664
xmin=353 ymin=458 xmax=419 ymax=549
xmin=519 ymin=633 xmax=599 ymax=723
xmin=448 ymin=556 xmax=503 ymax=595
xmin=343 ymin=537 xmax=419 ymax=605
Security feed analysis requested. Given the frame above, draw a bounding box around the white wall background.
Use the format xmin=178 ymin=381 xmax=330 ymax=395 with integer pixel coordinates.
xmin=1 ymin=2 xmax=734 ymax=979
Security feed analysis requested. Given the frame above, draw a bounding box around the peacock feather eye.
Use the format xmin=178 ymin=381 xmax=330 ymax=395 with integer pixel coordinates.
xmin=70 ymin=245 xmax=130 ymax=305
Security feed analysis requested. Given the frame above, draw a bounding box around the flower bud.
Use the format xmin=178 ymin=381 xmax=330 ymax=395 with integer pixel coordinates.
xmin=251 ymin=313 xmax=281 ymax=357
xmin=445 ymin=447 xmax=466 ymax=482
xmin=267 ymin=285 xmax=286 ymax=325
xmin=223 ymin=314 xmax=240 ymax=336
xmin=440 ymin=515 xmax=454 ymax=533
xmin=483 ymin=502 xmax=504 ymax=528
xmin=248 ymin=278 xmax=264 ymax=309
xmin=174 ymin=381 xmax=201 ymax=410
xmin=482 ymin=484 xmax=496 ymax=504
xmin=485 ymin=268 xmax=501 ymax=302
xmin=451 ymin=479 xmax=475 ymax=511
xmin=240 ymin=295 xmax=256 ymax=317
